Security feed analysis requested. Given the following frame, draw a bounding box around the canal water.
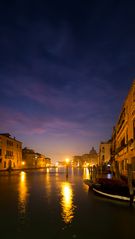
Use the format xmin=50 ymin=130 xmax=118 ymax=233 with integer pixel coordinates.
xmin=0 ymin=168 xmax=135 ymax=239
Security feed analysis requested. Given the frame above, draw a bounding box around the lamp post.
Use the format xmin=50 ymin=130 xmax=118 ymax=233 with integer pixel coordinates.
xmin=21 ymin=161 xmax=25 ymax=169
xmin=127 ymin=154 xmax=134 ymax=206
xmin=65 ymin=158 xmax=69 ymax=179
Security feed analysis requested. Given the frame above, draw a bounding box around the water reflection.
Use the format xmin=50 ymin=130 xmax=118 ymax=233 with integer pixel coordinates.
xmin=18 ymin=171 xmax=28 ymax=217
xmin=55 ymin=167 xmax=58 ymax=173
xmin=60 ymin=182 xmax=75 ymax=224
xmin=45 ymin=168 xmax=51 ymax=198
xmin=83 ymin=167 xmax=90 ymax=180
xmin=46 ymin=168 xmax=50 ymax=173
xmin=107 ymin=173 xmax=112 ymax=179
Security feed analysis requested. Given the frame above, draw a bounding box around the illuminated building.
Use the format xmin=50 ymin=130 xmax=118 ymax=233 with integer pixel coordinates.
xmin=99 ymin=140 xmax=111 ymax=166
xmin=22 ymin=147 xmax=51 ymax=169
xmin=112 ymin=80 xmax=135 ymax=176
xmin=73 ymin=147 xmax=98 ymax=167
xmin=0 ymin=133 xmax=22 ymax=170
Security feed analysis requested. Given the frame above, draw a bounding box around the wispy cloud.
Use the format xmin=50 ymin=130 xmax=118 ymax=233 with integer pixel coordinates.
xmin=0 ymin=0 xmax=135 ymax=161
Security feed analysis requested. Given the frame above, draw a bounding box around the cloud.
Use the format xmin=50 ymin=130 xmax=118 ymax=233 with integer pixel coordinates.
xmin=0 ymin=66 xmax=127 ymax=135
xmin=0 ymin=0 xmax=135 ymax=161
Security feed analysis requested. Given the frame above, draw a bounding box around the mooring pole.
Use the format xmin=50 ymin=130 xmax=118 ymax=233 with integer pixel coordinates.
xmin=127 ymin=163 xmax=134 ymax=206
xmin=66 ymin=164 xmax=68 ymax=178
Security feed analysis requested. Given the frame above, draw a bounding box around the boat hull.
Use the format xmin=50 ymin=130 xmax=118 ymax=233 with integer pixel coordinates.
xmin=92 ymin=187 xmax=135 ymax=202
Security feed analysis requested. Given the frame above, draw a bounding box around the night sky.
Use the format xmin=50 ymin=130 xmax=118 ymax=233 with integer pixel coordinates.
xmin=0 ymin=0 xmax=135 ymax=162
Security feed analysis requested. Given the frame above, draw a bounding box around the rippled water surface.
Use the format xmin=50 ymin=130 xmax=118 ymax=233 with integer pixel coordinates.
xmin=0 ymin=168 xmax=135 ymax=239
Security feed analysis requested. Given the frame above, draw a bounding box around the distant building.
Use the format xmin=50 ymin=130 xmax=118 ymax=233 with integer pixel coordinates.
xmin=73 ymin=147 xmax=98 ymax=167
xmin=112 ymin=80 xmax=135 ymax=176
xmin=22 ymin=147 xmax=51 ymax=169
xmin=89 ymin=147 xmax=98 ymax=166
xmin=72 ymin=156 xmax=82 ymax=167
xmin=45 ymin=157 xmax=51 ymax=166
xmin=22 ymin=147 xmax=36 ymax=168
xmin=99 ymin=141 xmax=111 ymax=166
xmin=0 ymin=133 xmax=22 ymax=170
xmin=36 ymin=153 xmax=51 ymax=168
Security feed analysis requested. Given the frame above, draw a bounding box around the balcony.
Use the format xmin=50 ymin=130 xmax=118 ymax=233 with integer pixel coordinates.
xmin=115 ymin=144 xmax=127 ymax=155
xmin=128 ymin=139 xmax=135 ymax=151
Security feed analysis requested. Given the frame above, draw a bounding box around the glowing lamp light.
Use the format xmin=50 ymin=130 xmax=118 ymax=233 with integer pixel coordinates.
xmin=65 ymin=158 xmax=69 ymax=164
xmin=55 ymin=162 xmax=59 ymax=167
xmin=22 ymin=161 xmax=25 ymax=166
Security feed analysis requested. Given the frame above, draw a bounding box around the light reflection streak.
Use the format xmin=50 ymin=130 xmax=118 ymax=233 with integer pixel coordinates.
xmin=18 ymin=171 xmax=28 ymax=216
xmin=83 ymin=168 xmax=91 ymax=192
xmin=45 ymin=168 xmax=51 ymax=198
xmin=60 ymin=182 xmax=75 ymax=224
xmin=46 ymin=167 xmax=50 ymax=173
xmin=83 ymin=167 xmax=90 ymax=180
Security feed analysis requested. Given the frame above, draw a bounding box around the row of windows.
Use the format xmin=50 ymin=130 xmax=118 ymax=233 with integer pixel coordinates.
xmin=119 ymin=158 xmax=135 ymax=171
xmin=0 ymin=149 xmax=22 ymax=158
xmin=117 ymin=119 xmax=135 ymax=148
xmin=6 ymin=151 xmax=13 ymax=157
xmin=7 ymin=140 xmax=13 ymax=146
xmin=0 ymin=140 xmax=21 ymax=149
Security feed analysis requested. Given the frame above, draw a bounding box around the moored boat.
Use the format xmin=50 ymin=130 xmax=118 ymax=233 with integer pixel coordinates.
xmin=84 ymin=178 xmax=135 ymax=203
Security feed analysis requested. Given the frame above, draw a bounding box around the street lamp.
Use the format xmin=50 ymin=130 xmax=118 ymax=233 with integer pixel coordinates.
xmin=21 ymin=161 xmax=25 ymax=168
xmin=65 ymin=158 xmax=69 ymax=178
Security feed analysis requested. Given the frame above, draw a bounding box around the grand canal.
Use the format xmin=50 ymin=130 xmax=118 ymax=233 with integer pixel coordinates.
xmin=0 ymin=168 xmax=135 ymax=239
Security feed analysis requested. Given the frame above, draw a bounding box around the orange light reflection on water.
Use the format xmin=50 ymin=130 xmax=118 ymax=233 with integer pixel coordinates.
xmin=18 ymin=171 xmax=28 ymax=215
xmin=60 ymin=182 xmax=75 ymax=224
xmin=83 ymin=167 xmax=90 ymax=180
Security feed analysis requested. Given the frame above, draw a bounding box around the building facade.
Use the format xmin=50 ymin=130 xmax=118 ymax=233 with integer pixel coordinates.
xmin=99 ymin=141 xmax=111 ymax=166
xmin=73 ymin=147 xmax=98 ymax=167
xmin=22 ymin=147 xmax=36 ymax=168
xmin=89 ymin=147 xmax=98 ymax=166
xmin=113 ymin=80 xmax=135 ymax=176
xmin=22 ymin=147 xmax=50 ymax=169
xmin=0 ymin=133 xmax=22 ymax=170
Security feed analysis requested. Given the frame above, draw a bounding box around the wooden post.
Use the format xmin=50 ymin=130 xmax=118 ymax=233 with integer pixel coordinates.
xmin=115 ymin=161 xmax=120 ymax=179
xmin=88 ymin=167 xmax=93 ymax=181
xmin=66 ymin=164 xmax=68 ymax=179
xmin=127 ymin=164 xmax=134 ymax=206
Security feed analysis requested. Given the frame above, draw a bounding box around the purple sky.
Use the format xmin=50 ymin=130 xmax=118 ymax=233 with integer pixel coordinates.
xmin=0 ymin=0 xmax=135 ymax=162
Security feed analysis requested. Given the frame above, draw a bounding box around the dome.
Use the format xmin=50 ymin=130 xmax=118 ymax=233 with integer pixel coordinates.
xmin=89 ymin=147 xmax=97 ymax=155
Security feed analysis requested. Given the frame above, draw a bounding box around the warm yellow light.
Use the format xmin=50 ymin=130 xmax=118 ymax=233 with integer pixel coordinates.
xmin=20 ymin=171 xmax=26 ymax=182
xmin=22 ymin=161 xmax=25 ymax=166
xmin=46 ymin=167 xmax=50 ymax=173
xmin=65 ymin=158 xmax=69 ymax=164
xmin=60 ymin=182 xmax=75 ymax=224
xmin=18 ymin=171 xmax=27 ymax=215
xmin=83 ymin=167 xmax=90 ymax=180
xmin=55 ymin=162 xmax=59 ymax=167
